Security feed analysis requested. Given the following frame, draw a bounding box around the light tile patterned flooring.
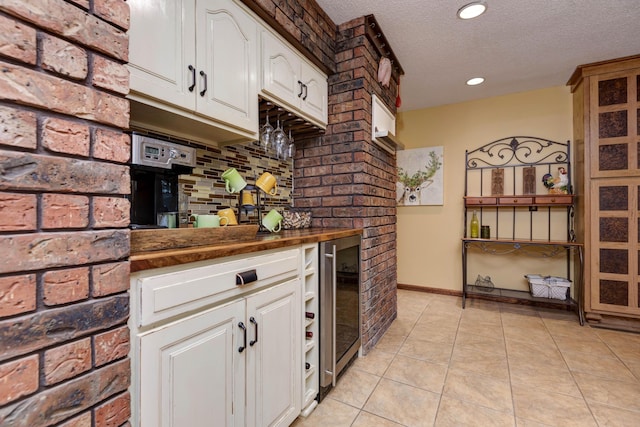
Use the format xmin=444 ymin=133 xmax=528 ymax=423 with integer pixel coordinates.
xmin=292 ymin=289 xmax=640 ymax=427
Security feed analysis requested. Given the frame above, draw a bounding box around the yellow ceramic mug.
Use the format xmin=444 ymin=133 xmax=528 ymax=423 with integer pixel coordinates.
xmin=241 ymin=191 xmax=255 ymax=207
xmin=218 ymin=208 xmax=238 ymax=225
xmin=256 ymin=172 xmax=278 ymax=196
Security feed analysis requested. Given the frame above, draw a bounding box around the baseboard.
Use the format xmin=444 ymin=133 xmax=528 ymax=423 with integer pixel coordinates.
xmin=397 ymin=283 xmax=462 ymax=297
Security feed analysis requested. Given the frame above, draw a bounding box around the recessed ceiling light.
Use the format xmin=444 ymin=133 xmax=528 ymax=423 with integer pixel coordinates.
xmin=457 ymin=2 xmax=487 ymax=19
xmin=466 ymin=77 xmax=485 ymax=86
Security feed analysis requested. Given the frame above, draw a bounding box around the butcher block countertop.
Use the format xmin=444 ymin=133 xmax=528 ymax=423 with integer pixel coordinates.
xmin=130 ymin=227 xmax=363 ymax=272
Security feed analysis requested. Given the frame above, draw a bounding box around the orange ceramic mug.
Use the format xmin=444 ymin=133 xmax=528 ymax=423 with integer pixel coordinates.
xmin=218 ymin=208 xmax=238 ymax=225
xmin=256 ymin=172 xmax=278 ymax=196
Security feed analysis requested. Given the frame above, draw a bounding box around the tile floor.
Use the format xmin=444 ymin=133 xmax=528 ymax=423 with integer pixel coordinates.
xmin=292 ymin=289 xmax=640 ymax=427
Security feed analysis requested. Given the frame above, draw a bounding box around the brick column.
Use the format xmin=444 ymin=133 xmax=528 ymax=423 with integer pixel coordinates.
xmin=0 ymin=1 xmax=132 ymax=425
xmin=295 ymin=17 xmax=399 ymax=353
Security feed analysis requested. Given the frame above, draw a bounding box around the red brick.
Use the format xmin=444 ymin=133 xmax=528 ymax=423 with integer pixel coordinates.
xmin=0 ymin=355 xmax=38 ymax=405
xmin=0 ymin=274 xmax=36 ymax=317
xmin=92 ymin=55 xmax=129 ymax=95
xmin=41 ymin=33 xmax=88 ymax=80
xmin=41 ymin=193 xmax=90 ymax=229
xmin=1 ymin=230 xmax=129 ymax=275
xmin=94 ymin=0 xmax=130 ymax=30
xmin=43 ymin=267 xmax=90 ymax=306
xmin=0 ymin=358 xmax=130 ymax=426
xmin=0 ymin=192 xmax=36 ymax=231
xmin=94 ymin=326 xmax=129 ymax=367
xmin=0 ymin=105 xmax=37 ymax=149
xmin=58 ymin=412 xmax=92 ymax=427
xmin=93 ymin=196 xmax=130 ymax=228
xmin=67 ymin=0 xmax=90 ymax=10
xmin=0 ymin=14 xmax=36 ymax=64
xmin=0 ymin=0 xmax=128 ymax=61
xmin=0 ymin=150 xmax=130 ymax=194
xmin=42 ymin=117 xmax=90 ymax=156
xmin=94 ymin=128 xmax=130 ymax=163
xmin=43 ymin=338 xmax=92 ymax=385
xmin=0 ymin=62 xmax=130 ymax=129
xmin=95 ymin=392 xmax=130 ymax=427
xmin=92 ymin=261 xmax=129 ymax=297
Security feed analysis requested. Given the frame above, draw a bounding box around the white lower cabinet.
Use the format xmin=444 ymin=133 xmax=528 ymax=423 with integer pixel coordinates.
xmin=131 ymin=248 xmax=302 ymax=427
xmin=139 ymin=299 xmax=245 ymax=427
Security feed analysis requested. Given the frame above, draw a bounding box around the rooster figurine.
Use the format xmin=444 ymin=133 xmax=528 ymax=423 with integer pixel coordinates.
xmin=544 ymin=167 xmax=569 ymax=194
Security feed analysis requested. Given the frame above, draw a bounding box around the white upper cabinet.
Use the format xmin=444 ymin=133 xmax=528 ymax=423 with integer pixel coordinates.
xmin=196 ymin=0 xmax=258 ymax=132
xmin=127 ymin=0 xmax=259 ymax=144
xmin=261 ymin=30 xmax=328 ymax=127
xmin=128 ymin=0 xmax=196 ymax=111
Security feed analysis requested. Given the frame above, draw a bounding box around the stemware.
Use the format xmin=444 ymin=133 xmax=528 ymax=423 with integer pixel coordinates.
xmin=259 ymin=110 xmax=273 ymax=153
xmin=272 ymin=117 xmax=288 ymax=159
xmin=287 ymin=128 xmax=295 ymax=160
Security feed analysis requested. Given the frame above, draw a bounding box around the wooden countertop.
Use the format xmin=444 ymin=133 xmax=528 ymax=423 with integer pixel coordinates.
xmin=130 ymin=227 xmax=362 ymax=272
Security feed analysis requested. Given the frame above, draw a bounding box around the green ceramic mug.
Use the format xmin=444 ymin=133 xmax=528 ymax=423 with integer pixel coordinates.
xmin=221 ymin=168 xmax=247 ymax=193
xmin=192 ymin=214 xmax=228 ymax=228
xmin=262 ymin=209 xmax=283 ymax=233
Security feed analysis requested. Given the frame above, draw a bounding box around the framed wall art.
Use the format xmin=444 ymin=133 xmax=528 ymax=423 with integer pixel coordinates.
xmin=396 ymin=146 xmax=444 ymax=206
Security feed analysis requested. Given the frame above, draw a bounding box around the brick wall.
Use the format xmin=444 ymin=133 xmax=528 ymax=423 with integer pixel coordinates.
xmin=248 ymin=3 xmax=399 ymax=353
xmin=295 ymin=17 xmax=399 ymax=352
xmin=0 ymin=1 xmax=131 ymax=426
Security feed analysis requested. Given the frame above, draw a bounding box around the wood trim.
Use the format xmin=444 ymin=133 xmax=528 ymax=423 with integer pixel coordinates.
xmin=566 ymin=54 xmax=640 ymax=91
xmin=397 ymin=283 xmax=462 ymax=297
xmin=364 ymin=15 xmax=405 ymax=78
xmin=397 ymin=283 xmax=575 ymax=311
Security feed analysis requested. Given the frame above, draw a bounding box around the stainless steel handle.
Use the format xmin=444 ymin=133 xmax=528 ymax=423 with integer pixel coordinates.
xmin=249 ymin=316 xmax=258 ymax=346
xmin=188 ymin=65 xmax=196 ymax=92
xmin=199 ymin=70 xmax=207 ymax=96
xmin=325 ymin=245 xmax=337 ymax=387
xmin=238 ymin=322 xmax=246 ymax=353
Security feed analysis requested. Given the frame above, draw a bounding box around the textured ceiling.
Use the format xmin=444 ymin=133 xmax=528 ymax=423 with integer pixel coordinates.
xmin=315 ymin=0 xmax=640 ymax=111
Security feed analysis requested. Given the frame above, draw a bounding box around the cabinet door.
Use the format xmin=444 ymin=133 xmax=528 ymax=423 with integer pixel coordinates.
xmin=139 ymin=299 xmax=245 ymax=427
xmin=261 ymin=30 xmax=301 ymax=110
xmin=300 ymin=61 xmax=328 ymax=125
xmin=246 ymin=278 xmax=301 ymax=427
xmin=589 ymin=68 xmax=640 ymax=178
xmin=196 ymin=0 xmax=258 ymax=134
xmin=128 ymin=0 xmax=196 ymax=110
xmin=591 ymin=178 xmax=640 ymax=316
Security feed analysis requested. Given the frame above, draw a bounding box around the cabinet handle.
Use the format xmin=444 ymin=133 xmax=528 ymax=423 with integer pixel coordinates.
xmin=199 ymin=70 xmax=207 ymax=96
xmin=249 ymin=317 xmax=258 ymax=346
xmin=188 ymin=65 xmax=196 ymax=92
xmin=513 ymin=199 xmax=518 ymax=203
xmin=238 ymin=322 xmax=247 ymax=353
xmin=302 ymin=83 xmax=308 ymax=100
xmin=297 ymin=80 xmax=303 ymax=98
xmin=236 ymin=269 xmax=258 ymax=285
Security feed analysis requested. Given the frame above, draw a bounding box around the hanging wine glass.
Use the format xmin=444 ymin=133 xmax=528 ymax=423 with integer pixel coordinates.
xmin=287 ymin=128 xmax=295 ymax=160
xmin=259 ymin=109 xmax=273 ymax=153
xmin=272 ymin=116 xmax=288 ymax=160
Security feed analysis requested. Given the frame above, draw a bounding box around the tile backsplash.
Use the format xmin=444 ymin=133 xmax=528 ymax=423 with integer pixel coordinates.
xmin=181 ymin=140 xmax=294 ymax=223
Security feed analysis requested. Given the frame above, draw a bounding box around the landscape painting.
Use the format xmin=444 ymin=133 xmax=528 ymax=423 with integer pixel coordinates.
xmin=396 ymin=146 xmax=444 ymax=206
